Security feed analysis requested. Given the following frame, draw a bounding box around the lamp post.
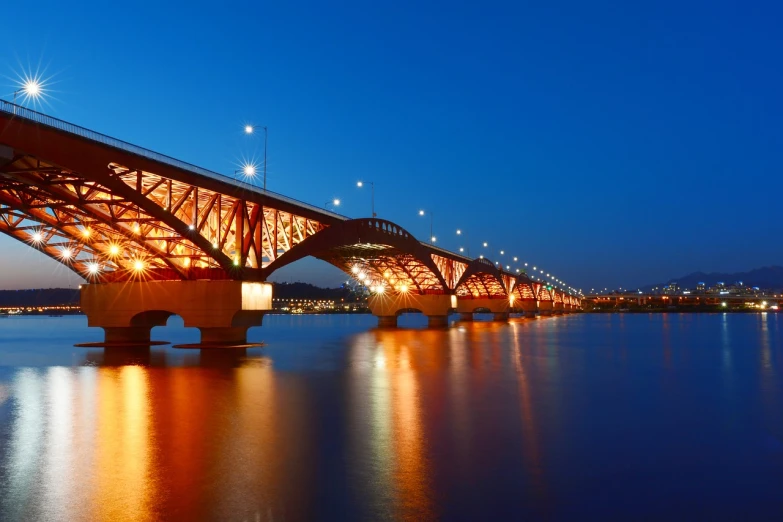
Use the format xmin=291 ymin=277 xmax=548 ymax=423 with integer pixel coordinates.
xmin=456 ymin=229 xmax=470 ymax=256
xmin=356 ymin=181 xmax=376 ymax=217
xmin=418 ymin=209 xmax=434 ymax=244
xmin=325 ymin=198 xmax=341 ymax=211
xmin=234 ymin=163 xmax=258 ymax=184
xmin=12 ymin=80 xmax=42 ymax=114
xmin=244 ymin=125 xmax=268 ymax=192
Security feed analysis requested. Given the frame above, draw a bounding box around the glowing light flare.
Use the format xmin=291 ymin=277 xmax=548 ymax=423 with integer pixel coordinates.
xmin=31 ymin=231 xmax=43 ymax=243
xmin=243 ymin=164 xmax=257 ymax=177
xmin=60 ymin=247 xmax=72 ymax=260
xmin=133 ymin=224 xmax=141 ymax=234
xmin=418 ymin=210 xmax=425 ymax=216
xmin=400 ymin=285 xmax=409 ymax=293
xmin=456 ymin=229 xmax=462 ymax=235
xmin=87 ymin=262 xmax=100 ymax=275
xmin=333 ymin=198 xmax=340 ymax=206
xmin=82 ymin=228 xmax=91 ymax=238
xmin=357 ymin=181 xmax=363 ymax=187
xmin=108 ymin=244 xmax=120 ymax=256
xmin=244 ymin=125 xmax=254 ymax=134
xmin=133 ymin=260 xmax=145 ymax=272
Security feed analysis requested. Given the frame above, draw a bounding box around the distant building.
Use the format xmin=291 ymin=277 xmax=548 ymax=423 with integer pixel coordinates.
xmin=696 ymin=282 xmax=706 ymax=292
xmin=663 ymin=282 xmax=680 ymax=295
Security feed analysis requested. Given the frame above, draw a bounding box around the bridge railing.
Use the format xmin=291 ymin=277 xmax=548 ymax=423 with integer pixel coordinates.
xmin=0 ymin=99 xmax=345 ymax=220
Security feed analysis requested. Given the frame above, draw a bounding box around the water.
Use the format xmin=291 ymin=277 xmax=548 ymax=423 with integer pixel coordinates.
xmin=0 ymin=313 xmax=782 ymax=521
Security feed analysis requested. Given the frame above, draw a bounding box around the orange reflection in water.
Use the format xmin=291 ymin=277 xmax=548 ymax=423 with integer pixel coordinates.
xmin=2 ymin=352 xmax=313 ymax=521
xmin=93 ymin=366 xmax=156 ymax=521
xmin=360 ymin=329 xmax=440 ymax=521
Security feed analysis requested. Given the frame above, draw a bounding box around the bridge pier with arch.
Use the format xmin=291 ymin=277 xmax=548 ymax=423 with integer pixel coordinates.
xmin=0 ymin=101 xmax=582 ymax=346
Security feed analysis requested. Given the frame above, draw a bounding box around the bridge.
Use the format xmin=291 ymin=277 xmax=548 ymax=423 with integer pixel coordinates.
xmin=0 ymin=100 xmax=582 ymax=346
xmin=585 ymin=292 xmax=782 ymax=310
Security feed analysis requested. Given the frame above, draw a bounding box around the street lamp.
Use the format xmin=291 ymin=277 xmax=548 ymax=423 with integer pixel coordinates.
xmin=234 ymin=163 xmax=258 ymax=183
xmin=325 ymin=198 xmax=341 ymax=210
xmin=12 ymin=79 xmax=42 ymax=114
xmin=357 ymin=181 xmax=376 ymax=217
xmin=418 ymin=209 xmax=434 ymax=244
xmin=244 ymin=124 xmax=268 ymax=192
xmin=456 ymin=229 xmax=470 ymax=256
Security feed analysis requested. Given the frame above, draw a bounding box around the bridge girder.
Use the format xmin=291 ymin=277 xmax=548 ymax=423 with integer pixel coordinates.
xmin=0 ymin=105 xmax=583 ymax=306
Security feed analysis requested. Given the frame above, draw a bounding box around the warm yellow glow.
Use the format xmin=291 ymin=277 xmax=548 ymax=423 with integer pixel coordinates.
xmin=133 ymin=260 xmax=145 ymax=271
xmin=400 ymin=285 xmax=409 ymax=293
xmin=233 ymin=258 xmax=240 ymax=266
xmin=82 ymin=228 xmax=91 ymax=238
xmin=376 ymin=285 xmax=385 ymax=294
xmin=184 ymin=257 xmax=191 ymax=267
xmin=23 ymin=80 xmax=41 ymax=97
xmin=133 ymin=224 xmax=141 ymax=234
xmin=108 ymin=244 xmax=120 ymax=256
xmin=61 ymin=248 xmax=72 ymax=260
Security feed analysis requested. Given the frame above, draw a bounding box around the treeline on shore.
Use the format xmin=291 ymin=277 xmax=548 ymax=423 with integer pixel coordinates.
xmin=0 ymin=282 xmax=362 ymax=309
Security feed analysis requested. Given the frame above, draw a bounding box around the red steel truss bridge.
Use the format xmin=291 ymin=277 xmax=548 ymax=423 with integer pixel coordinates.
xmin=0 ymin=101 xmax=581 ymax=344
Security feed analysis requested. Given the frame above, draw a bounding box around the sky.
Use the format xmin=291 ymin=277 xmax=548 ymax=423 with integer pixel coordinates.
xmin=1 ymin=0 xmax=781 ymax=292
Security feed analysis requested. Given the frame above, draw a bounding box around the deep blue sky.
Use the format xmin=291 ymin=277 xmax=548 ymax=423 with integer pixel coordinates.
xmin=1 ymin=0 xmax=781 ymax=292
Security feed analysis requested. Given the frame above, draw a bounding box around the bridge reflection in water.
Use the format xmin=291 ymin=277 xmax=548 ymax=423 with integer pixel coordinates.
xmin=0 ymin=318 xmax=562 ymax=521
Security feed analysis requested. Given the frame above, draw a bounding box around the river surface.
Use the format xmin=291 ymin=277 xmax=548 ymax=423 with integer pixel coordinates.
xmin=0 ymin=313 xmax=782 ymax=521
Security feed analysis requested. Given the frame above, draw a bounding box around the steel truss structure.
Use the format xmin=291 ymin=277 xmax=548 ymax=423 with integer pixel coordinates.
xmin=0 ymin=101 xmax=580 ymax=306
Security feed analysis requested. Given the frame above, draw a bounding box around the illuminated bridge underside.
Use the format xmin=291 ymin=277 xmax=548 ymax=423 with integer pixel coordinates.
xmin=0 ymin=105 xmax=581 ymax=313
xmin=0 ymin=123 xmax=335 ymax=283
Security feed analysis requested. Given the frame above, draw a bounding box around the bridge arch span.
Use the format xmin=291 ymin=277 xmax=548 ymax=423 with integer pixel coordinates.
xmin=454 ymin=257 xmax=509 ymax=298
xmin=261 ymin=218 xmax=450 ymax=295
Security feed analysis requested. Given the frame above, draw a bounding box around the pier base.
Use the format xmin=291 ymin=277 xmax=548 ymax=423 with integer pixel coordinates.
xmin=81 ymin=280 xmax=272 ymax=347
xmin=369 ymin=294 xmax=456 ymax=329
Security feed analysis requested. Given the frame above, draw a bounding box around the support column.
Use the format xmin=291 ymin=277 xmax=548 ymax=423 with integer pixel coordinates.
xmin=81 ymin=280 xmax=272 ymax=347
xmin=458 ymin=312 xmax=474 ymax=321
xmin=517 ymin=299 xmax=538 ymax=319
xmin=368 ymin=293 xmax=455 ymax=328
xmin=456 ymin=297 xmax=510 ymax=321
xmin=427 ymin=315 xmax=449 ymax=327
xmin=539 ymin=300 xmax=554 ymax=316
xmin=377 ymin=316 xmax=398 ymax=328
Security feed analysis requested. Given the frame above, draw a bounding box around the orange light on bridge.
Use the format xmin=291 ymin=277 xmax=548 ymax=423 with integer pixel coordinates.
xmin=133 ymin=260 xmax=145 ymax=272
xmin=30 ymin=231 xmax=43 ymax=243
xmin=133 ymin=224 xmax=141 ymax=234
xmin=60 ymin=247 xmax=73 ymax=260
xmin=82 ymin=228 xmax=91 ymax=238
xmin=108 ymin=244 xmax=120 ymax=256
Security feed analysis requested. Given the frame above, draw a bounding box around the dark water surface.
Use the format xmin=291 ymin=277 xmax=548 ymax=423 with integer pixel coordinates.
xmin=1 ymin=313 xmax=782 ymax=521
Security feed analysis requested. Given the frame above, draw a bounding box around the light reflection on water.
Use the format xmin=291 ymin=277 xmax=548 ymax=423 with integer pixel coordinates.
xmin=0 ymin=313 xmax=782 ymax=520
